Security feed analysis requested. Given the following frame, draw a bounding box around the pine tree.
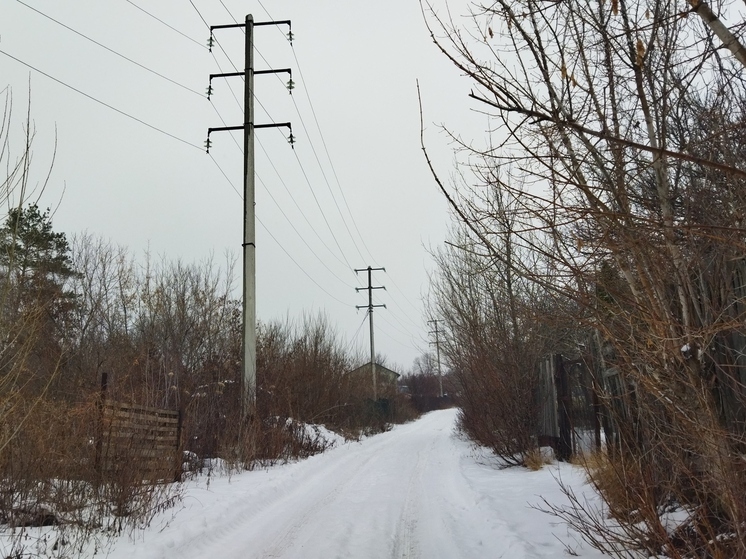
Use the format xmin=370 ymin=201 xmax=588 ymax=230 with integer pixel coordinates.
xmin=0 ymin=204 xmax=78 ymax=396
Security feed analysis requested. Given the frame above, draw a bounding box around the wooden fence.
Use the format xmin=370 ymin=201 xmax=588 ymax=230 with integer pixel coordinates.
xmin=536 ymin=354 xmax=602 ymax=460
xmin=97 ymin=401 xmax=182 ymax=483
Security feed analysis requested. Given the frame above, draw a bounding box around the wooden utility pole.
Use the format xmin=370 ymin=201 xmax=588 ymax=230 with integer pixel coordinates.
xmin=355 ymin=266 xmax=386 ymax=400
xmin=206 ymin=15 xmax=293 ymax=414
xmin=428 ymin=319 xmax=444 ymax=398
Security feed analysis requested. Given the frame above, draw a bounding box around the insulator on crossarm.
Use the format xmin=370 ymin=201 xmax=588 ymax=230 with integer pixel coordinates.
xmin=207 ymin=34 xmax=215 ymax=52
xmin=286 ymin=79 xmax=295 ymax=94
xmin=288 ymin=132 xmax=295 ymax=149
xmin=204 ymin=137 xmax=212 ymax=154
xmin=206 ymin=83 xmax=213 ymax=100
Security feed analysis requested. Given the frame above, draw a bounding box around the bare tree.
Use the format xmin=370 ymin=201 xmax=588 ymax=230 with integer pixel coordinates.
xmin=422 ymin=0 xmax=746 ymax=554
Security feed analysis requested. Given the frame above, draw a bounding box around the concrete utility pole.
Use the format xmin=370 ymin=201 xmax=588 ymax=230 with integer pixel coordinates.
xmin=355 ymin=266 xmax=386 ymax=400
xmin=206 ymin=15 xmax=293 ymax=414
xmin=428 ymin=319 xmax=444 ymax=398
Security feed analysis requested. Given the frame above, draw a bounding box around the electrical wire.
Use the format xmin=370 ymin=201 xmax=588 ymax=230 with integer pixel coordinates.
xmin=258 ymin=216 xmax=353 ymax=306
xmin=208 ymin=154 xmax=242 ymax=199
xmin=377 ymin=320 xmax=423 ymax=353
xmin=375 ymin=308 xmax=421 ymax=344
xmin=253 ymin=1 xmax=425 ymax=332
xmin=287 ymin=56 xmax=370 ymax=263
xmin=291 ymin=149 xmax=354 ymax=272
xmin=212 ymin=1 xmax=363 ymax=274
xmin=6 ymin=2 xmax=370 ymax=346
xmin=192 ymin=1 xmax=424 ymax=359
xmin=257 ymin=0 xmax=376 ymax=264
xmin=113 ymin=3 xmax=421 ymax=338
xmin=254 ymin=45 xmax=367 ymax=265
xmin=256 ymin=137 xmax=350 ymax=269
xmin=193 ymin=2 xmax=358 ymax=293
xmin=344 ymin=311 xmax=369 ymax=354
xmin=125 ymin=0 xmax=207 ymax=49
xmin=207 ymin=99 xmax=356 ymax=290
xmin=194 ymin=1 xmax=358 ymax=281
xmin=209 ymin=149 xmax=354 ymax=307
xmin=0 ymin=48 xmax=202 ymax=151
xmin=207 ymin=103 xmax=345 ymax=285
xmin=256 ymin=172 xmax=356 ymax=290
xmin=256 ymin=0 xmax=427 ymax=352
xmin=15 ymin=0 xmax=204 ymax=98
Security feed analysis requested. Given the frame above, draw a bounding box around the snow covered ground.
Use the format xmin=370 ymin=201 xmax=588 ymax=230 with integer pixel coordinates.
xmin=99 ymin=408 xmax=607 ymax=559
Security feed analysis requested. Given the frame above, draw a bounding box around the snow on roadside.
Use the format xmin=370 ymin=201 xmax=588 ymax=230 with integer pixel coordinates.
xmin=296 ymin=420 xmax=346 ymax=449
xmin=116 ymin=409 xmax=610 ymax=558
xmin=4 ymin=410 xmax=610 ymax=558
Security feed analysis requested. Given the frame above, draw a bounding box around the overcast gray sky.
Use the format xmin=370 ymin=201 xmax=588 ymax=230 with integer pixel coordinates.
xmin=1 ymin=0 xmax=484 ymax=370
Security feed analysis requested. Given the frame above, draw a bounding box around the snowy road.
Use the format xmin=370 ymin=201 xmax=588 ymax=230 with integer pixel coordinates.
xmin=109 ymin=409 xmax=605 ymax=559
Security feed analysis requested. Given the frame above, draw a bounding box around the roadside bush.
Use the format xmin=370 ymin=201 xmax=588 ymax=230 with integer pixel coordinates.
xmin=256 ymin=315 xmax=417 ymax=438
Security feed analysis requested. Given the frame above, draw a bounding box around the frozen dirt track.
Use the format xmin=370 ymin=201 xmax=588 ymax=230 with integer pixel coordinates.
xmin=110 ymin=409 xmax=605 ymax=559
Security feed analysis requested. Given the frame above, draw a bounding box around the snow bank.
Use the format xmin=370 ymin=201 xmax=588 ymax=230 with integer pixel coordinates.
xmin=4 ymin=409 xmax=609 ymax=559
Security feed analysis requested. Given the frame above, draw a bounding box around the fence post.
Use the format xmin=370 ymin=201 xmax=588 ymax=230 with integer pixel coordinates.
xmin=555 ymin=355 xmax=573 ymax=461
xmin=174 ymin=409 xmax=183 ymax=483
xmin=94 ymin=372 xmax=108 ymax=475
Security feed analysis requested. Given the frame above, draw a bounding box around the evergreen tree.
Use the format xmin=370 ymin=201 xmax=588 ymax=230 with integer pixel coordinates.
xmin=0 ymin=205 xmax=78 ymax=396
xmin=0 ymin=204 xmax=75 ymax=293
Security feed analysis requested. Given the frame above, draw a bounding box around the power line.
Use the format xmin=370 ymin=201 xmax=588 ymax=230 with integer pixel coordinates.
xmin=198 ymin=5 xmax=421 ymax=359
xmin=288 ymin=55 xmax=373 ymax=261
xmin=16 ymin=0 xmax=204 ymax=98
xmin=377 ymin=319 xmax=423 ymax=353
xmin=345 ymin=311 xmax=369 ymax=354
xmin=207 ymin=126 xmax=354 ymax=308
xmin=209 ymin=106 xmax=353 ymax=280
xmin=125 ymin=0 xmax=207 ymax=49
xmin=200 ymin=7 xmax=361 ymax=313
xmin=383 ymin=304 xmax=423 ymax=338
xmin=0 ymin=48 xmax=202 ymax=151
xmin=219 ymin=0 xmax=365 ymax=274
xmin=376 ymin=310 xmax=421 ymax=346
xmin=251 ymin=45 xmax=367 ymax=265
xmin=256 ymin=137 xmax=349 ymax=269
xmin=199 ymin=2 xmax=357 ymax=278
xmin=244 ymin=89 xmax=358 ymax=275
xmin=257 ymin=0 xmax=377 ymax=264
xmin=256 ymin=172 xmax=356 ymax=290
xmin=258 ymin=216 xmax=353 ymax=307
xmin=209 ymin=154 xmax=242 ymax=199
xmin=257 ymin=1 xmax=426 ymax=357
xmin=292 ymin=149 xmax=354 ymax=272
xmin=388 ymin=277 xmax=426 ymax=321
xmin=256 ymin=0 xmax=425 ymax=357
xmin=123 ymin=0 xmax=246 ymax=115
xmin=188 ymin=0 xmax=210 ymax=30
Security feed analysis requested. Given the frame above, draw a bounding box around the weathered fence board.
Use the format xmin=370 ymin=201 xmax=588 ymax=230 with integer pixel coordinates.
xmin=98 ymin=401 xmax=182 ymax=483
xmin=536 ymin=354 xmax=602 ymax=460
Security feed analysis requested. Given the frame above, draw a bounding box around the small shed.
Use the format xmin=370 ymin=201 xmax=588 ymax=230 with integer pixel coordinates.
xmin=347 ymin=362 xmax=400 ymax=399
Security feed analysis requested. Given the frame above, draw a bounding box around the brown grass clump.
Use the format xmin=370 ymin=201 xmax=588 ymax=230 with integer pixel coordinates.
xmin=582 ymin=450 xmax=646 ymax=523
xmin=524 ymin=447 xmax=552 ymax=471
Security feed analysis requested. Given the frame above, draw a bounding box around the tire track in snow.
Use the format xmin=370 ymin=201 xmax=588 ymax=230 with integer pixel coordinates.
xmin=390 ymin=437 xmax=436 ymax=559
xmin=256 ymin=415 xmax=442 ymax=558
xmin=255 ymin=448 xmax=380 ymax=558
xmin=166 ymin=441 xmax=378 ymax=559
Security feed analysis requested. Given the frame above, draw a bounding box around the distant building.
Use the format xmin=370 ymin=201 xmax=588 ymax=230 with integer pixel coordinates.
xmin=347 ymin=362 xmax=400 ymax=400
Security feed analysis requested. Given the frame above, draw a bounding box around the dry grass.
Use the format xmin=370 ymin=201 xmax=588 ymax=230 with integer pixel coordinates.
xmin=524 ymin=447 xmax=553 ymax=471
xmin=0 ymin=393 xmax=184 ymax=558
xmin=579 ymin=450 xmax=645 ymax=522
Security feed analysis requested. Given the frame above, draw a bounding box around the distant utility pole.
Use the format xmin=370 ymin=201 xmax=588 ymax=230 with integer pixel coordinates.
xmin=355 ymin=266 xmax=386 ymax=401
xmin=205 ymin=15 xmax=294 ymax=414
xmin=428 ymin=319 xmax=444 ymax=398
